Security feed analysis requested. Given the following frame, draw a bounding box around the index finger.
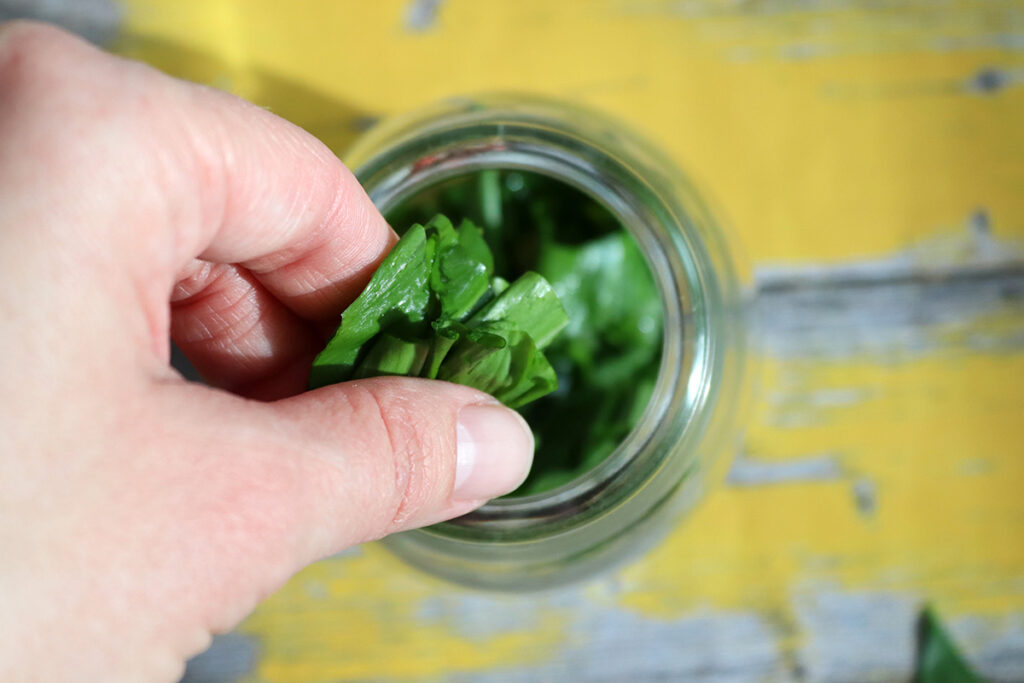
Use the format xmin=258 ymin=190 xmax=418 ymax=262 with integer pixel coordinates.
xmin=0 ymin=21 xmax=394 ymax=323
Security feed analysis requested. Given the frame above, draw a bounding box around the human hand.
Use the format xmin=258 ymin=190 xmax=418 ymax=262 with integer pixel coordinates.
xmin=0 ymin=21 xmax=533 ymax=682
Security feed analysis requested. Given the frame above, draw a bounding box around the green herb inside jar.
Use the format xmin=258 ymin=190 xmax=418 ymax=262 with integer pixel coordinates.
xmin=386 ymin=170 xmax=664 ymax=496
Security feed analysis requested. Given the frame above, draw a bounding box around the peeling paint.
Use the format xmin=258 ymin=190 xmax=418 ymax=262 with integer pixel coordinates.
xmin=619 ymin=0 xmax=1024 ymax=61
xmin=180 ymin=633 xmax=258 ymax=683
xmin=794 ymin=588 xmax=920 ymax=681
xmin=448 ymin=607 xmax=787 ymax=683
xmin=852 ymin=477 xmax=877 ymax=517
xmin=756 ymin=211 xmax=1024 ymax=287
xmin=728 ymin=452 xmax=844 ymax=486
xmin=967 ymin=67 xmax=1024 ymax=94
xmin=769 ymin=387 xmax=872 ymax=409
xmin=959 ymin=458 xmax=995 ymax=476
xmin=404 ymin=0 xmax=444 ymax=32
xmin=417 ymin=592 xmax=553 ymax=642
xmin=949 ymin=613 xmax=1024 ymax=681
xmin=755 ymin=269 xmax=1024 ymax=359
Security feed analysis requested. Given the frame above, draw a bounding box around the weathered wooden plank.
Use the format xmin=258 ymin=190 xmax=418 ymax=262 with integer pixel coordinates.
xmin=757 ymin=267 xmax=1024 ymax=359
xmin=115 ymin=0 xmax=1024 ymax=264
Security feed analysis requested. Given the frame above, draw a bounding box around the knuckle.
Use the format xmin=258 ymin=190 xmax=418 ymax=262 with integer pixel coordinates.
xmin=0 ymin=20 xmax=75 ymax=84
xmin=241 ymin=163 xmax=350 ymax=279
xmin=0 ymin=19 xmax=60 ymax=49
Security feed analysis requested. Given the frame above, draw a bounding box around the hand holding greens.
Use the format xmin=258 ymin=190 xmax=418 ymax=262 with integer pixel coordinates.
xmin=309 ymin=215 xmax=569 ymax=409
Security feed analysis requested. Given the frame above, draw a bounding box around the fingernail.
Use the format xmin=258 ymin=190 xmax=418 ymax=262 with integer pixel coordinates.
xmin=454 ymin=403 xmax=534 ymax=501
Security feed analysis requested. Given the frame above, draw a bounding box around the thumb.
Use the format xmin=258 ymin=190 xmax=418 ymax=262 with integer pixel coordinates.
xmin=254 ymin=376 xmax=534 ymax=556
xmin=14 ymin=377 xmax=534 ymax=671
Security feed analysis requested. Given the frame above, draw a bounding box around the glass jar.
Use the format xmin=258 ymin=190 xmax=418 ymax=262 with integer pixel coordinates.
xmin=345 ymin=95 xmax=750 ymax=590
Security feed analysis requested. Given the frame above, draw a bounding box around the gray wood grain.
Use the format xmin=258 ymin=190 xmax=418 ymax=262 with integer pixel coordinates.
xmin=0 ymin=0 xmax=120 ymax=45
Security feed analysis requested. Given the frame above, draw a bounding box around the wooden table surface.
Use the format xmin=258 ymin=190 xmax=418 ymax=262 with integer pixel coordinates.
xmin=10 ymin=0 xmax=1023 ymax=680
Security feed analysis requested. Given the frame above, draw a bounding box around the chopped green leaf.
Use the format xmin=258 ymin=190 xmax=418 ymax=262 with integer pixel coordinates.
xmin=352 ymin=335 xmax=429 ymax=379
xmin=428 ymin=215 xmax=493 ymax=321
xmin=309 ymin=214 xmax=568 ymax=411
xmin=472 ymin=271 xmax=567 ymax=349
xmin=437 ymin=321 xmax=558 ymax=409
xmin=423 ymin=321 xmax=461 ymax=380
xmin=309 ymin=225 xmax=434 ymax=389
xmin=386 ymin=170 xmax=664 ymax=495
xmin=915 ymin=607 xmax=982 ymax=683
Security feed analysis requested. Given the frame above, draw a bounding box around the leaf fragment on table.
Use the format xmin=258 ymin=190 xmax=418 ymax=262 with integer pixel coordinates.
xmin=914 ymin=606 xmax=983 ymax=683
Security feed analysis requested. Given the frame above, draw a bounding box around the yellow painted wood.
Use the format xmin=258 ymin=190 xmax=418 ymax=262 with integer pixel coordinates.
xmin=110 ymin=1 xmax=1024 ymax=679
xmin=115 ymin=0 xmax=1024 ymax=265
xmin=241 ymin=554 xmax=569 ymax=681
xmin=622 ymin=352 xmax=1024 ymax=617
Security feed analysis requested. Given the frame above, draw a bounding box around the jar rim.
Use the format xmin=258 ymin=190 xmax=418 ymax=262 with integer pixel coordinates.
xmin=349 ymin=94 xmax=746 ymax=589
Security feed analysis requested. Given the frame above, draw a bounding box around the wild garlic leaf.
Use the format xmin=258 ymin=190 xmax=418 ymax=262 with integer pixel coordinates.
xmin=915 ymin=607 xmax=981 ymax=683
xmin=310 ymin=214 xmax=567 ymax=411
xmin=352 ymin=335 xmax=430 ymax=379
xmin=429 ymin=216 xmax=493 ymax=321
xmin=423 ymin=321 xmax=461 ymax=380
xmin=472 ymin=271 xmax=568 ymax=349
xmin=309 ymin=225 xmax=433 ymax=389
xmin=436 ymin=321 xmax=558 ymax=409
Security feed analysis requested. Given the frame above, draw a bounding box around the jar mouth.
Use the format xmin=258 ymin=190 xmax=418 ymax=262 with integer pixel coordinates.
xmin=350 ymin=101 xmax=714 ymax=544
